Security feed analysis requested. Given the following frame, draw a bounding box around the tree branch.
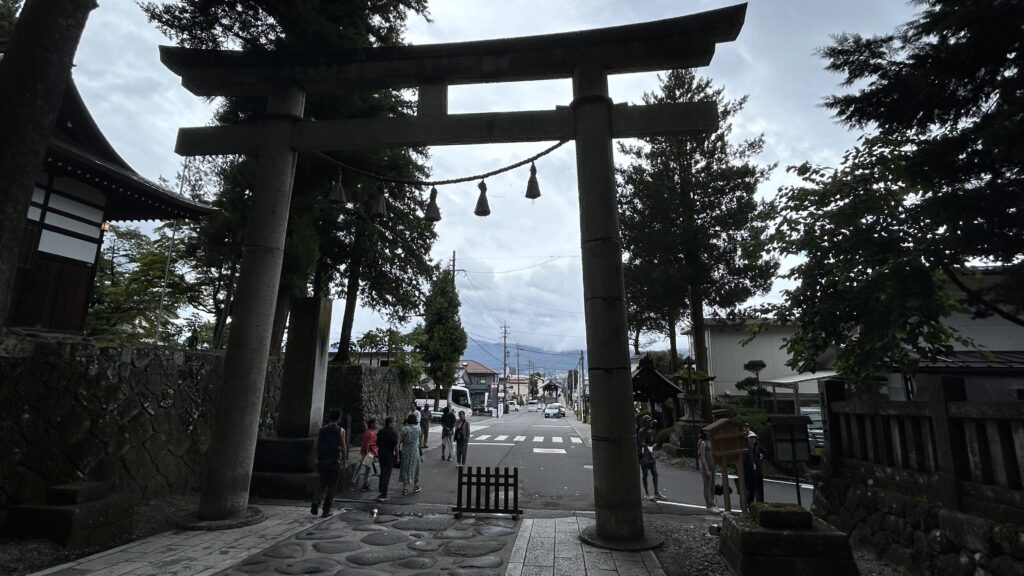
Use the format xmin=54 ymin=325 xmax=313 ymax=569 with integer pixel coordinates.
xmin=942 ymin=266 xmax=1024 ymax=328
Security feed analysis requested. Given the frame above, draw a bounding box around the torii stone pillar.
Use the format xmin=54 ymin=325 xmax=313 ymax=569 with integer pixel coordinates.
xmin=573 ymin=62 xmax=652 ymax=545
xmin=197 ymin=85 xmax=305 ymax=520
xmin=160 ymin=4 xmax=747 ymax=542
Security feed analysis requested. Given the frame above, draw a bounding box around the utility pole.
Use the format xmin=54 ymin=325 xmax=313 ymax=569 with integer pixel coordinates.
xmin=516 ymin=344 xmax=521 ymax=399
xmin=500 ymin=324 xmax=510 ymax=414
xmin=451 ymin=250 xmax=456 ymax=275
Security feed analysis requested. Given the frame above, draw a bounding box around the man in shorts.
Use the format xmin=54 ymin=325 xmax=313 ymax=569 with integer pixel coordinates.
xmin=638 ymin=415 xmax=665 ymax=501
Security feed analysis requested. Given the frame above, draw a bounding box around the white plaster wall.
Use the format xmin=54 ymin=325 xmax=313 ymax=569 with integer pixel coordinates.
xmin=704 ymin=325 xmax=799 ymax=396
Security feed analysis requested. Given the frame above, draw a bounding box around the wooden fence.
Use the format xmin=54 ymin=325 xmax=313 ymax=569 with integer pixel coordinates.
xmin=453 ymin=466 xmax=523 ymax=519
xmin=823 ymin=376 xmax=1024 ymax=525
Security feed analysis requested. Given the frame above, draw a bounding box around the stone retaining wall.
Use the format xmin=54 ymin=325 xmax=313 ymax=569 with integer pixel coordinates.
xmin=814 ymin=476 xmax=1024 ymax=576
xmin=0 ymin=333 xmax=282 ymax=524
xmin=324 ymin=364 xmax=413 ymax=440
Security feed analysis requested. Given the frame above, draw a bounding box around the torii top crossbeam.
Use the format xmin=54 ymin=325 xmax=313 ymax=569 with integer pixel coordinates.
xmin=160 ymin=4 xmax=745 ymax=97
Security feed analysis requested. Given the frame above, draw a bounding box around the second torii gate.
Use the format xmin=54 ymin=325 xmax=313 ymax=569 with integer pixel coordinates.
xmin=161 ymin=3 xmax=746 ymax=547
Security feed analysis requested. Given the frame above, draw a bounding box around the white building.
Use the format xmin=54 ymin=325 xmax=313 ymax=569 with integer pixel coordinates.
xmin=692 ymin=268 xmax=1024 ymax=405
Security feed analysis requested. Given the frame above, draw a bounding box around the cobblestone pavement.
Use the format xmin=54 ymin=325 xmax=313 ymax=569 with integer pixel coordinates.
xmin=27 ymin=505 xmax=667 ymax=576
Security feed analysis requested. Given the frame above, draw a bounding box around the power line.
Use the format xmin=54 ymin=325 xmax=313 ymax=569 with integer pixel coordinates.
xmin=459 ymin=273 xmax=585 ymax=317
xmin=463 ymin=256 xmax=571 ymax=275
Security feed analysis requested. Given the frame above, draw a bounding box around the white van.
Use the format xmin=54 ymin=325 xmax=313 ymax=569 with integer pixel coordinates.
xmin=413 ymin=385 xmax=472 ymax=420
xmin=527 ymin=399 xmax=539 ymax=412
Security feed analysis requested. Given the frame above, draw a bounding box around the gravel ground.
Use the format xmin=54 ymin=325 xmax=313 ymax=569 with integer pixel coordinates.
xmin=646 ymin=511 xmax=904 ymax=576
xmin=648 ymin=513 xmax=730 ymax=576
xmin=0 ymin=493 xmax=199 ymax=576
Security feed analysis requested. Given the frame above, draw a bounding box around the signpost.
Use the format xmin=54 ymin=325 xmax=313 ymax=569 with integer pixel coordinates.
xmin=768 ymin=415 xmax=812 ymax=506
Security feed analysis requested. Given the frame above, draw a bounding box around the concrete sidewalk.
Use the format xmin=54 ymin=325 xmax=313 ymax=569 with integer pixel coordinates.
xmin=29 ymin=504 xmax=668 ymax=576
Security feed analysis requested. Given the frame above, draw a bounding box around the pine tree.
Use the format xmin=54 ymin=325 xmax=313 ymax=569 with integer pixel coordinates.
xmin=617 ymin=69 xmax=778 ymax=373
xmin=418 ymin=269 xmax=467 ymax=408
xmin=140 ymin=1 xmax=437 ymax=354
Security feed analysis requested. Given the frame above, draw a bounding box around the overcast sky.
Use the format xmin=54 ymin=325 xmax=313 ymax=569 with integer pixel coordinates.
xmin=73 ymin=1 xmax=918 ymax=356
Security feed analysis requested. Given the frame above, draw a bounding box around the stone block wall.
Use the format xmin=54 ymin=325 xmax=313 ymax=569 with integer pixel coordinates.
xmin=814 ymin=476 xmax=1024 ymax=576
xmin=324 ymin=364 xmax=412 ymax=441
xmin=0 ymin=333 xmax=282 ymax=524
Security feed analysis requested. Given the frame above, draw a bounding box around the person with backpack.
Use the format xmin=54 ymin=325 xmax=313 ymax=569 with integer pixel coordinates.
xmin=311 ymin=408 xmax=347 ymax=517
xmin=440 ymin=406 xmax=456 ymax=461
xmin=375 ymin=416 xmax=399 ymax=502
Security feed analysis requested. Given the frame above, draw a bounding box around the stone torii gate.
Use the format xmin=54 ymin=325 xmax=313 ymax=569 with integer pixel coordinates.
xmin=161 ymin=4 xmax=746 ymax=546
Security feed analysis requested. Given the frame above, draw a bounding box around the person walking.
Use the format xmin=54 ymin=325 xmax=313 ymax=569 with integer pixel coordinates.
xmin=637 ymin=415 xmax=665 ymax=500
xmin=454 ymin=410 xmax=470 ymax=466
xmin=440 ymin=406 xmax=456 ymax=461
xmin=399 ymin=414 xmax=422 ymax=495
xmin=744 ymin=427 xmax=766 ymax=505
xmin=375 ymin=416 xmax=399 ymax=502
xmin=355 ymin=418 xmax=378 ymax=491
xmin=697 ymin=430 xmax=720 ymax=513
xmin=311 ymin=408 xmax=347 ymax=517
xmin=419 ymin=404 xmax=431 ymax=448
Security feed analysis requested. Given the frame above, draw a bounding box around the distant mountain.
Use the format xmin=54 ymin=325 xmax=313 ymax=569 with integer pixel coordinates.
xmin=462 ymin=340 xmax=581 ymax=376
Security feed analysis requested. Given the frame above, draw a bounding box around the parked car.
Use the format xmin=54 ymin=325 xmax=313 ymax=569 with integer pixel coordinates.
xmin=801 ymin=407 xmax=825 ymax=460
xmin=544 ymin=404 xmax=562 ymax=418
xmin=509 ymin=401 xmax=519 ymax=412
xmin=527 ymin=400 xmax=539 ymax=412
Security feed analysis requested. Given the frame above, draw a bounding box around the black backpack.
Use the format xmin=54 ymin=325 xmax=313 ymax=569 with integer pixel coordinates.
xmin=317 ymin=422 xmax=342 ymax=463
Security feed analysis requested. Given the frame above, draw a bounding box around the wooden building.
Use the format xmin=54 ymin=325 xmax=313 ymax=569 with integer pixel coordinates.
xmin=9 ymin=79 xmax=213 ymax=332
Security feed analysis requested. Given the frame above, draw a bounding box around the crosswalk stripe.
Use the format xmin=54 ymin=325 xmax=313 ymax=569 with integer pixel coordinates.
xmin=476 ymin=435 xmax=491 ymax=440
xmin=571 ymin=437 xmax=583 ymax=444
xmin=532 ymin=436 xmax=543 ymax=442
xmin=494 ymin=435 xmax=509 ymax=441
xmin=514 ymin=436 xmax=526 ymax=442
xmin=552 ymin=437 xmax=563 ymax=443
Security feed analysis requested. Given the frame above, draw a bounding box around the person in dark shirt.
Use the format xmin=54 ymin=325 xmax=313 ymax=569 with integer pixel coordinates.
xmin=311 ymin=408 xmax=347 ymax=517
xmin=419 ymin=405 xmax=431 ymax=448
xmin=375 ymin=416 xmax=399 ymax=502
xmin=440 ymin=407 xmax=456 ymax=461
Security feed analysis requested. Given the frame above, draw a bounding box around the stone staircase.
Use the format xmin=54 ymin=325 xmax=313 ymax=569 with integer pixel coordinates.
xmin=5 ymin=481 xmax=133 ymax=549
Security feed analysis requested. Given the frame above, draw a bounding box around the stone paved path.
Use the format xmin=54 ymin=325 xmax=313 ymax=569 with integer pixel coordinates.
xmin=217 ymin=509 xmax=517 ymax=576
xmin=28 ymin=504 xmax=667 ymax=576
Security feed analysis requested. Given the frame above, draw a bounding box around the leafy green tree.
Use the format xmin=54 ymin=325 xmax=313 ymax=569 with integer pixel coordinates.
xmin=820 ymin=0 xmax=1024 ymax=293
xmin=617 ymin=69 xmax=778 ymax=374
xmin=528 ymin=372 xmax=541 ymax=399
xmin=769 ymin=0 xmax=1024 ymax=389
xmin=88 ymin=225 xmax=189 ymax=341
xmin=418 ymin=269 xmax=467 ymax=409
xmin=356 ymin=326 xmax=425 ymax=388
xmin=771 ymin=139 xmax=972 ymax=386
xmin=0 ymin=0 xmax=21 ymax=38
xmin=141 ymin=1 xmax=437 ymax=357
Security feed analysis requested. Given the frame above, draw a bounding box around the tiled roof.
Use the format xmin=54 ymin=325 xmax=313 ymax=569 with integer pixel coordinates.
xmin=459 ymin=358 xmax=498 ymax=375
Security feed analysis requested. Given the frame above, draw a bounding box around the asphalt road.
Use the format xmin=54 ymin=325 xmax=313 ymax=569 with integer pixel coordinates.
xmin=343 ymin=405 xmax=814 ymax=516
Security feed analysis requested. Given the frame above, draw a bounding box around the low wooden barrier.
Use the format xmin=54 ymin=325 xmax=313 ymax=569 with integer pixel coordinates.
xmin=453 ymin=466 xmax=523 ymax=519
